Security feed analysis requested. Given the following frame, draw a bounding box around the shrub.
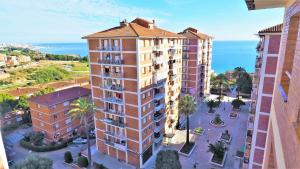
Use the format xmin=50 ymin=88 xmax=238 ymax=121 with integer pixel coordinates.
xmin=93 ymin=162 xmax=108 ymax=169
xmin=213 ymin=114 xmax=223 ymax=125
xmin=20 ymin=139 xmax=68 ymax=152
xmin=12 ymin=155 xmax=53 ymax=169
xmin=77 ymin=156 xmax=89 ymax=168
xmin=64 ymin=151 xmax=73 ymax=163
xmin=231 ymin=99 xmax=245 ymax=109
xmin=156 ymin=150 xmax=181 ymax=169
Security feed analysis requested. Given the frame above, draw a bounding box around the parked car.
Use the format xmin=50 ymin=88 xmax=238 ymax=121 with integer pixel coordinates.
xmin=72 ymin=137 xmax=87 ymax=144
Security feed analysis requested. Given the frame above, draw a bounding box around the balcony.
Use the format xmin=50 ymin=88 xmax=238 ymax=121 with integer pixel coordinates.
xmin=104 ymin=139 xmax=127 ymax=151
xmin=154 ymin=135 xmax=163 ymax=143
xmin=154 ymin=93 xmax=165 ymax=101
xmin=169 ymin=101 xmax=176 ymax=109
xmin=154 ymin=103 xmax=165 ymax=112
xmin=170 ymin=83 xmax=178 ymax=91
xmin=170 ymin=96 xmax=176 ymax=101
xmin=153 ymin=45 xmax=164 ymax=52
xmin=103 ymin=72 xmax=123 ymax=78
xmin=169 ymin=74 xmax=177 ymax=81
xmin=104 ymin=130 xmax=126 ymax=140
xmin=99 ymin=59 xmax=123 ymax=65
xmin=154 ymin=56 xmax=164 ymax=65
xmin=102 ymin=118 xmax=126 ymax=128
xmin=154 ymin=71 xmax=166 ymax=81
xmin=98 ymin=46 xmax=120 ymax=52
xmin=154 ymin=112 xmax=164 ymax=122
xmin=153 ymin=80 xmax=165 ymax=88
xmin=102 ymin=97 xmax=123 ymax=105
xmin=101 ymin=108 xmax=124 ymax=117
xmin=101 ymin=84 xmax=124 ymax=92
xmin=154 ymin=125 xmax=162 ymax=132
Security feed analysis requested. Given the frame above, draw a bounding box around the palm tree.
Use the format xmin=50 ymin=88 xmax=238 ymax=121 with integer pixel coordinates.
xmin=69 ymin=97 xmax=95 ymax=166
xmin=212 ymin=74 xmax=229 ymax=102
xmin=207 ymin=140 xmax=228 ymax=159
xmin=179 ymin=94 xmax=197 ymax=144
xmin=232 ymin=67 xmax=246 ymax=99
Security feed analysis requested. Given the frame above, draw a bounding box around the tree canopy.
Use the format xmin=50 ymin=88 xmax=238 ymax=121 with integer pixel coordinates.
xmin=12 ymin=155 xmax=53 ymax=169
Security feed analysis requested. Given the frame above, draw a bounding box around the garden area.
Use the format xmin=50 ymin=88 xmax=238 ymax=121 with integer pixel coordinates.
xmin=20 ymin=131 xmax=71 ymax=152
xmin=210 ymin=114 xmax=225 ymax=127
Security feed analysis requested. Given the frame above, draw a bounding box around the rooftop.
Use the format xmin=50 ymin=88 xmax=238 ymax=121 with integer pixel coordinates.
xmin=258 ymin=23 xmax=283 ymax=34
xmin=179 ymin=27 xmax=213 ymax=39
xmin=82 ymin=18 xmax=184 ymax=39
xmin=245 ymin=0 xmax=285 ymax=10
xmin=28 ymin=86 xmax=91 ymax=106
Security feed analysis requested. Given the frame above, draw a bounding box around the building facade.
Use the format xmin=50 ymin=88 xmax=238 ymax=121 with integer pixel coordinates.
xmin=83 ymin=18 xmax=183 ymax=168
xmin=246 ymin=0 xmax=300 ymax=168
xmin=246 ymin=24 xmax=282 ymax=168
xmin=179 ymin=27 xmax=213 ymax=99
xmin=29 ymin=87 xmax=92 ymax=142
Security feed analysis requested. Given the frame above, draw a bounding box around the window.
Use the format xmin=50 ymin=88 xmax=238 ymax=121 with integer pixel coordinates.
xmin=115 ymin=67 xmax=120 ymax=73
xmin=141 ymin=54 xmax=145 ymax=62
xmin=143 ymin=94 xmax=146 ymax=99
xmin=142 ymin=67 xmax=146 ymax=74
xmin=53 ymin=115 xmax=57 ymax=119
xmin=40 ymin=122 xmax=44 ymax=126
xmin=148 ymin=66 xmax=152 ymax=73
xmin=148 ymin=115 xmax=151 ymax=120
xmin=147 ymin=91 xmax=151 ymax=97
xmin=67 ymin=127 xmax=72 ymax=132
xmin=143 ymin=118 xmax=147 ymax=124
xmin=148 ymin=103 xmax=151 ymax=109
xmin=37 ymin=104 xmax=40 ymax=108
xmin=143 ymin=106 xmax=146 ymax=112
xmin=55 ymin=123 xmax=59 ymax=129
xmin=63 ymin=101 xmax=69 ymax=107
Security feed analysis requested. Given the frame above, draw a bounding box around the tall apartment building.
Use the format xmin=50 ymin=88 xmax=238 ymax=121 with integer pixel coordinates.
xmin=246 ymin=24 xmax=282 ymax=168
xmin=246 ymin=0 xmax=300 ymax=168
xmin=83 ymin=18 xmax=183 ymax=168
xmin=179 ymin=27 xmax=213 ymax=99
xmin=29 ymin=87 xmax=92 ymax=142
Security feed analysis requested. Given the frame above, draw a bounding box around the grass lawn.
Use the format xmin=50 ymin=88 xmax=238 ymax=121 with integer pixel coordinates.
xmin=180 ymin=142 xmax=195 ymax=154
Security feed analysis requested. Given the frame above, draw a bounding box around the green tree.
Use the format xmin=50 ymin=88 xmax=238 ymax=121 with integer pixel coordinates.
xmin=0 ymin=93 xmax=17 ymax=114
xmin=69 ymin=97 xmax=94 ymax=166
xmin=64 ymin=151 xmax=73 ymax=163
xmin=211 ymin=74 xmax=229 ymax=102
xmin=232 ymin=67 xmax=246 ymax=99
xmin=34 ymin=87 xmax=55 ymax=96
xmin=179 ymin=95 xmax=197 ymax=144
xmin=155 ymin=150 xmax=181 ymax=169
xmin=12 ymin=155 xmax=53 ymax=169
xmin=17 ymin=95 xmax=29 ymax=110
xmin=207 ymin=141 xmax=228 ymax=160
xmin=236 ymin=72 xmax=252 ymax=94
xmin=207 ymin=99 xmax=217 ymax=113
xmin=231 ymin=99 xmax=245 ymax=109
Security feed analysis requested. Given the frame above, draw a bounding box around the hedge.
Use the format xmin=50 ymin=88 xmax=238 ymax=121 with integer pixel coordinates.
xmin=77 ymin=156 xmax=89 ymax=168
xmin=20 ymin=139 xmax=71 ymax=152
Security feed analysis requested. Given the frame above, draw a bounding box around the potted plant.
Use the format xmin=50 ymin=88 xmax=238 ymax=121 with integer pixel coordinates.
xmin=220 ymin=130 xmax=232 ymax=143
xmin=208 ymin=141 xmax=228 ymax=167
xmin=207 ymin=99 xmax=217 ymax=114
xmin=210 ymin=114 xmax=225 ymax=127
xmin=231 ymin=99 xmax=245 ymax=110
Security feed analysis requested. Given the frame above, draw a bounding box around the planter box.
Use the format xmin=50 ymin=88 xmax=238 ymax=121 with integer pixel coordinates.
xmin=219 ymin=133 xmax=232 ymax=144
xmin=229 ymin=112 xmax=239 ymax=119
xmin=178 ymin=142 xmax=196 ymax=157
xmin=210 ymin=120 xmax=226 ymax=127
xmin=193 ymin=128 xmax=205 ymax=136
xmin=209 ymin=152 xmax=227 ymax=167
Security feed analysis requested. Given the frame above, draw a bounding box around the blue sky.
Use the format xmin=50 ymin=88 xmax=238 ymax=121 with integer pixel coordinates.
xmin=0 ymin=0 xmax=284 ymax=43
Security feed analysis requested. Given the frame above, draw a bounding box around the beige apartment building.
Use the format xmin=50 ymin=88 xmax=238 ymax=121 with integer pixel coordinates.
xmin=246 ymin=0 xmax=300 ymax=168
xmin=83 ymin=18 xmax=184 ymax=168
xmin=179 ymin=27 xmax=213 ymax=99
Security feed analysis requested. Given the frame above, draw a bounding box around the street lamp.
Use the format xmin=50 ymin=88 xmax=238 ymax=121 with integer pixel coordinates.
xmin=207 ymin=128 xmax=211 ymax=143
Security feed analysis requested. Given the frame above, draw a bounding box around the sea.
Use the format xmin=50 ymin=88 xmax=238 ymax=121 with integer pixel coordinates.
xmin=33 ymin=41 xmax=258 ymax=74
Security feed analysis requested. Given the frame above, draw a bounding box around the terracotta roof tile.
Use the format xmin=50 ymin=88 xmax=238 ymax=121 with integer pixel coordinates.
xmin=83 ymin=18 xmax=183 ymax=39
xmin=179 ymin=27 xmax=213 ymax=39
xmin=258 ymin=23 xmax=283 ymax=34
xmin=28 ymin=87 xmax=91 ymax=106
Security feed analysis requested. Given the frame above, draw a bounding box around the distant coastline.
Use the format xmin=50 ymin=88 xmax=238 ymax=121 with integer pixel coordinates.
xmin=31 ymin=40 xmax=258 ymax=73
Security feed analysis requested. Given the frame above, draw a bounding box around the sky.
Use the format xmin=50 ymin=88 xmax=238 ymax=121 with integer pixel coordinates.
xmin=0 ymin=0 xmax=284 ymax=43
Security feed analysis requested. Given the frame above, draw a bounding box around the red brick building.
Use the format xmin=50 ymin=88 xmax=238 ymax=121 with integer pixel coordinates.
xmin=246 ymin=0 xmax=300 ymax=168
xmin=29 ymin=87 xmax=92 ymax=142
xmin=246 ymin=24 xmax=282 ymax=168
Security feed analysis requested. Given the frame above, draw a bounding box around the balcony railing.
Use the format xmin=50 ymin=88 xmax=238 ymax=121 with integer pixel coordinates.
xmin=153 ymin=45 xmax=164 ymax=52
xmin=101 ymin=108 xmax=124 ymax=116
xmin=103 ymin=72 xmax=123 ymax=78
xmin=154 ymin=135 xmax=163 ymax=143
xmin=154 ymin=125 xmax=162 ymax=132
xmin=154 ymin=80 xmax=165 ymax=88
xmin=154 ymin=93 xmax=165 ymax=101
xmin=154 ymin=56 xmax=164 ymax=65
xmin=169 ymin=74 xmax=177 ymax=81
xmin=101 ymin=84 xmax=124 ymax=92
xmin=154 ymin=112 xmax=164 ymax=122
xmin=99 ymin=59 xmax=123 ymax=65
xmin=102 ymin=97 xmax=123 ymax=105
xmin=154 ymin=103 xmax=165 ymax=112
xmin=102 ymin=118 xmax=126 ymax=128
xmin=104 ymin=139 xmax=127 ymax=151
xmin=98 ymin=46 xmax=120 ymax=51
xmin=104 ymin=130 xmax=126 ymax=140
